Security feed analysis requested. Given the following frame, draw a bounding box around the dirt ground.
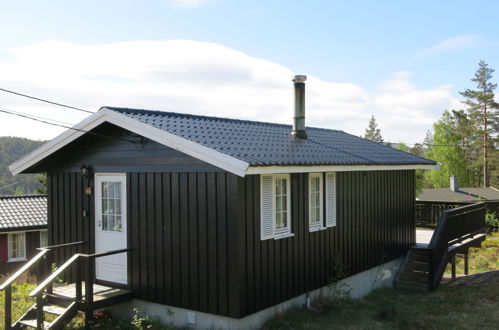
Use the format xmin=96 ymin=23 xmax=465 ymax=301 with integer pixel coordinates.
xmin=442 ymin=269 xmax=499 ymax=286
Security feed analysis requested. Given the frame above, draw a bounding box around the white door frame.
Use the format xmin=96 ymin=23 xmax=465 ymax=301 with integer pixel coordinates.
xmin=94 ymin=173 xmax=128 ymax=285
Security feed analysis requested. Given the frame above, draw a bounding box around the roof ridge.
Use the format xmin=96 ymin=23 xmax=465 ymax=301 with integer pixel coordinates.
xmin=103 ymin=106 xmax=342 ymax=132
xmin=0 ymin=194 xmax=47 ymax=200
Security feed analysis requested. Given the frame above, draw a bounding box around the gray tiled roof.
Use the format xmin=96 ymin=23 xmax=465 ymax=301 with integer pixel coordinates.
xmin=0 ymin=195 xmax=47 ymax=231
xmin=106 ymin=107 xmax=436 ymax=167
xmin=418 ymin=187 xmax=499 ymax=202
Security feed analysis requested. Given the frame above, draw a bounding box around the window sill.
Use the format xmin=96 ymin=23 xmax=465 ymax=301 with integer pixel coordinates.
xmin=8 ymin=257 xmax=27 ymax=263
xmin=274 ymin=232 xmax=295 ymax=240
xmin=309 ymin=226 xmax=324 ymax=232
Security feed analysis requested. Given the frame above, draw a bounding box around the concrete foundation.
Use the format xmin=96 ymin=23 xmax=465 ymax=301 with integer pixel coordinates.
xmin=106 ymin=257 xmax=403 ymax=329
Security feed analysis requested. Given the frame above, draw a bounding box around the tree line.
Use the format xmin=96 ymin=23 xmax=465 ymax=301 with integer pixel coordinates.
xmin=364 ymin=61 xmax=499 ymax=189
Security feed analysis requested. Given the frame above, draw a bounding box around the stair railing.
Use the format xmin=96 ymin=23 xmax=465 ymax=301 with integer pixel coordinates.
xmin=29 ymin=247 xmax=132 ymax=330
xmin=0 ymin=241 xmax=86 ymax=330
xmin=427 ymin=203 xmax=486 ymax=290
xmin=79 ymin=248 xmax=132 ymax=329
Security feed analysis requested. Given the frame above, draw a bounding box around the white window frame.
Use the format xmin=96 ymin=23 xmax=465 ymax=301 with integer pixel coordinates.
xmin=273 ymin=174 xmax=292 ymax=236
xmin=8 ymin=232 xmax=26 ymax=262
xmin=308 ymin=173 xmax=324 ymax=231
xmin=40 ymin=230 xmax=48 ymax=248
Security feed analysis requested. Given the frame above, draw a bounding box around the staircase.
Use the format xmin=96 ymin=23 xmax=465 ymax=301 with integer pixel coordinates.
xmin=0 ymin=241 xmax=132 ymax=330
xmin=395 ymin=247 xmax=432 ymax=290
xmin=395 ymin=203 xmax=487 ymax=290
xmin=14 ymin=297 xmax=77 ymax=329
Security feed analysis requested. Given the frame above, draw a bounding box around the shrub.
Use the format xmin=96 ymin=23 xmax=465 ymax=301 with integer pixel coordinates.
xmin=485 ymin=212 xmax=499 ymax=233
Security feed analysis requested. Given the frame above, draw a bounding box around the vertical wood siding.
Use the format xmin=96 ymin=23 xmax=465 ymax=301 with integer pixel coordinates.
xmin=238 ymin=170 xmax=415 ymax=316
xmin=47 ymin=171 xmax=242 ymax=318
xmin=47 ymin=169 xmax=414 ymax=319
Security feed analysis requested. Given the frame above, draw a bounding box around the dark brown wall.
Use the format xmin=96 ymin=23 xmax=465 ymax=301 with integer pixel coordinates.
xmin=0 ymin=230 xmax=45 ymax=276
xmin=47 ymin=171 xmax=242 ymax=318
xmin=236 ymin=170 xmax=415 ymax=316
xmin=46 ymin=167 xmax=415 ymax=319
xmin=30 ymin=123 xmax=222 ymax=173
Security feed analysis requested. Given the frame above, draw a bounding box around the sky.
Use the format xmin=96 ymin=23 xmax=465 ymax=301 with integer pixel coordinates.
xmin=0 ymin=0 xmax=498 ymax=144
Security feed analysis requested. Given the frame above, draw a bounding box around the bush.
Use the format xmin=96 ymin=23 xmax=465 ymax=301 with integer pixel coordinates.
xmin=485 ymin=212 xmax=499 ymax=233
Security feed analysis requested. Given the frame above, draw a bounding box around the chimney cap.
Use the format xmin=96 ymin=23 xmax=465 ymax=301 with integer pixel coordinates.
xmin=292 ymin=75 xmax=307 ymax=83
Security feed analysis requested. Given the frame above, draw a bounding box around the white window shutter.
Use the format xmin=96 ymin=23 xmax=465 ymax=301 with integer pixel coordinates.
xmin=260 ymin=175 xmax=274 ymax=240
xmin=325 ymin=172 xmax=337 ymax=227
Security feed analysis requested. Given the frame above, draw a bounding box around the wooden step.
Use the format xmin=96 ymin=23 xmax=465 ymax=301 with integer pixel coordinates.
xmin=395 ymin=280 xmax=429 ymax=290
xmin=407 ymin=255 xmax=430 ymax=263
xmin=18 ymin=318 xmax=51 ymax=328
xmin=44 ymin=292 xmax=75 ymax=306
xmin=404 ymin=262 xmax=430 ymax=272
xmin=409 ymin=247 xmax=430 ymax=257
xmin=43 ymin=304 xmax=67 ymax=315
xmin=398 ymin=273 xmax=429 ymax=283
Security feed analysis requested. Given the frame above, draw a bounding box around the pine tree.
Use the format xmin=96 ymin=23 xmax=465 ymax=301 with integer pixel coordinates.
xmin=460 ymin=61 xmax=499 ymax=187
xmin=451 ymin=110 xmax=476 ymax=187
xmin=363 ymin=115 xmax=384 ymax=142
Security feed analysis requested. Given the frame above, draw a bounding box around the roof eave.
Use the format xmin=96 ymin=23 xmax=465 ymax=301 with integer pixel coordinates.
xmin=9 ymin=108 xmax=250 ymax=177
xmin=246 ymin=163 xmax=439 ymax=175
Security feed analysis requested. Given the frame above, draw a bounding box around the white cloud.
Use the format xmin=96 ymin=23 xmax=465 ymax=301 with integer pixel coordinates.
xmin=0 ymin=40 xmax=459 ymax=144
xmin=419 ymin=34 xmax=496 ymax=57
xmin=168 ymin=0 xmax=212 ymax=8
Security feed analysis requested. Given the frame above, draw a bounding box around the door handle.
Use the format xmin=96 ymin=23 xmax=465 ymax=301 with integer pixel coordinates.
xmin=98 ymin=220 xmax=102 ymax=227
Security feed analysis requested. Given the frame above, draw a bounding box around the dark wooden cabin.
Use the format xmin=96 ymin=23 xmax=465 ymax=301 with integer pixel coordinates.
xmin=5 ymin=77 xmax=438 ymax=328
xmin=0 ymin=195 xmax=47 ymax=275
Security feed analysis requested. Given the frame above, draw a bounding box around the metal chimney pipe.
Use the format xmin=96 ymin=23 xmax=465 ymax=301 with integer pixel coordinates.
xmin=291 ymin=75 xmax=308 ymax=139
xmin=450 ymin=176 xmax=459 ymax=192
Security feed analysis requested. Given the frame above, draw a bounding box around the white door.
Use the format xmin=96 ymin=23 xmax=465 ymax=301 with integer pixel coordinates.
xmin=95 ymin=174 xmax=128 ymax=285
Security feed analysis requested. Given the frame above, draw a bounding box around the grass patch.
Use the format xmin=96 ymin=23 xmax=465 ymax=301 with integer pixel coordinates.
xmin=444 ymin=234 xmax=499 ymax=275
xmin=263 ymin=275 xmax=499 ymax=329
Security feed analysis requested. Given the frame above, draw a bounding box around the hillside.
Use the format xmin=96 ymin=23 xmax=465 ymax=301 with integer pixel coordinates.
xmin=0 ymin=137 xmax=45 ymax=196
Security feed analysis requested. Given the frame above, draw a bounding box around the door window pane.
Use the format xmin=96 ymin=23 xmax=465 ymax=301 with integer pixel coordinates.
xmin=101 ymin=181 xmax=123 ymax=232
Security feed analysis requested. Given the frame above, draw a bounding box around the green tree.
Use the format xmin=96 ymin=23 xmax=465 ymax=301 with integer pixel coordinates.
xmin=363 ymin=115 xmax=384 ymax=142
xmin=395 ymin=142 xmax=425 ymax=194
xmin=460 ymin=60 xmax=499 ymax=187
xmin=424 ymin=111 xmax=468 ymax=188
xmin=36 ymin=174 xmax=47 ymax=194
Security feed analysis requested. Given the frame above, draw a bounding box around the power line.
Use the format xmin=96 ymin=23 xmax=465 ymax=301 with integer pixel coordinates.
xmin=0 ymin=87 xmax=93 ymax=114
xmin=0 ymin=181 xmax=22 ymax=191
xmin=0 ymin=105 xmax=481 ymax=149
xmin=0 ymin=108 xmax=74 ymax=126
xmin=0 ymin=107 xmax=136 ymax=143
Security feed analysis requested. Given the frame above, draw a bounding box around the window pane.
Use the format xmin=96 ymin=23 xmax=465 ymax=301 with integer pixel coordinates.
xmin=115 ymin=199 xmax=120 ymax=215
xmin=102 ymin=182 xmax=109 ymax=197
xmin=115 ymin=216 xmax=122 ymax=232
xmin=102 ymin=215 xmax=108 ymax=230
xmin=275 ymin=177 xmax=289 ymax=231
xmin=40 ymin=231 xmax=48 ymax=247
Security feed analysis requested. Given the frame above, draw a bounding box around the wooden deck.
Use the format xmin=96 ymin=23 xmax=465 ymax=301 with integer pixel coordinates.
xmin=416 ymin=229 xmax=434 ymax=246
xmin=53 ymin=282 xmax=131 ymax=303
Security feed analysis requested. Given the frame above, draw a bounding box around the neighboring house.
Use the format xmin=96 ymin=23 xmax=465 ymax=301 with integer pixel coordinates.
xmin=0 ymin=195 xmax=47 ymax=275
xmin=418 ymin=176 xmax=499 ymax=202
xmin=7 ymin=76 xmax=438 ymax=328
